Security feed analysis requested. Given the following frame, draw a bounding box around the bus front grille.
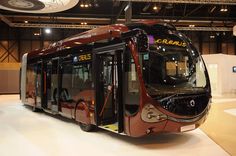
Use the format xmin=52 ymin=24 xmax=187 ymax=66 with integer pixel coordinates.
xmin=159 ymin=94 xmax=209 ymax=116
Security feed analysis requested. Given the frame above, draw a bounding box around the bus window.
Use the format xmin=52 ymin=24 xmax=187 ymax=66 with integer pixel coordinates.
xmin=124 ymin=50 xmax=140 ymax=115
xmin=26 ymin=64 xmax=36 ymax=104
xmin=72 ymin=63 xmax=93 ymax=96
xmin=61 ymin=63 xmax=73 ymax=102
xmin=36 ymin=63 xmax=42 ymax=106
xmin=51 ymin=60 xmax=59 ymax=105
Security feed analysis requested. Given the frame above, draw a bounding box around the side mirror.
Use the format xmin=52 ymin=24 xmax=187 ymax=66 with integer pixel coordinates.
xmin=121 ymin=28 xmax=149 ymax=52
xmin=137 ymin=33 xmax=149 ymax=53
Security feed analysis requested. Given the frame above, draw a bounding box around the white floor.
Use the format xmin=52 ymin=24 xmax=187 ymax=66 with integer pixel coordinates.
xmin=0 ymin=95 xmax=229 ymax=156
xmin=212 ymin=95 xmax=236 ymax=104
xmin=224 ymin=108 xmax=236 ymax=117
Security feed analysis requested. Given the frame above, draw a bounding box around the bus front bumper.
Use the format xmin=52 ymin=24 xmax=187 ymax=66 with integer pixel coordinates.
xmin=126 ymin=104 xmax=210 ymax=137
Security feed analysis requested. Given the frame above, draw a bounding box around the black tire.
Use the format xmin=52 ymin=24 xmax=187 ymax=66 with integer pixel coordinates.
xmin=78 ymin=122 xmax=96 ymax=132
xmin=32 ymin=106 xmax=40 ymax=112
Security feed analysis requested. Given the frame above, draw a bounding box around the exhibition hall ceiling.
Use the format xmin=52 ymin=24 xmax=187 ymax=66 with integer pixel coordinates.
xmin=0 ymin=0 xmax=235 ymax=30
xmin=0 ymin=0 xmax=79 ymax=13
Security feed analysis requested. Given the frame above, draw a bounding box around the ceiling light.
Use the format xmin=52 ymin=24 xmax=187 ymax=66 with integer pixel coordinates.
xmin=80 ymin=0 xmax=91 ymax=8
xmin=24 ymin=21 xmax=28 ymax=23
xmin=80 ymin=4 xmax=84 ymax=7
xmin=0 ymin=0 xmax=79 ymax=13
xmin=210 ymin=35 xmax=215 ymax=39
xmin=93 ymin=0 xmax=99 ymax=7
xmin=153 ymin=4 xmax=161 ymax=12
xmin=34 ymin=33 xmax=40 ymax=36
xmin=189 ymin=25 xmax=195 ymax=27
xmin=220 ymin=6 xmax=228 ymax=12
xmin=45 ymin=28 xmax=51 ymax=34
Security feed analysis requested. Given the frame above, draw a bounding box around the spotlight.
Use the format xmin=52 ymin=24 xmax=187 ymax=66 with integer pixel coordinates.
xmin=80 ymin=0 xmax=91 ymax=8
xmin=220 ymin=6 xmax=228 ymax=12
xmin=24 ymin=21 xmax=28 ymax=23
xmin=153 ymin=4 xmax=161 ymax=12
xmin=34 ymin=33 xmax=40 ymax=36
xmin=189 ymin=25 xmax=195 ymax=27
xmin=94 ymin=3 xmax=99 ymax=7
xmin=94 ymin=0 xmax=99 ymax=7
xmin=45 ymin=28 xmax=51 ymax=34
xmin=210 ymin=35 xmax=215 ymax=39
xmin=80 ymin=4 xmax=84 ymax=7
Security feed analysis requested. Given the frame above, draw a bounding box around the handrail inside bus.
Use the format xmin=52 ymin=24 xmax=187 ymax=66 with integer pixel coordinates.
xmin=99 ymin=85 xmax=114 ymax=117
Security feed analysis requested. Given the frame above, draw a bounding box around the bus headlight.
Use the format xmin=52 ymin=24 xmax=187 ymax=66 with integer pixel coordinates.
xmin=141 ymin=104 xmax=167 ymax=123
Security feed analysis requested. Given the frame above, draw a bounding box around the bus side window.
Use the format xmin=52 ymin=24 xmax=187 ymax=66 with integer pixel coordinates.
xmin=61 ymin=63 xmax=73 ymax=101
xmin=72 ymin=63 xmax=93 ymax=96
xmin=26 ymin=64 xmax=36 ymax=100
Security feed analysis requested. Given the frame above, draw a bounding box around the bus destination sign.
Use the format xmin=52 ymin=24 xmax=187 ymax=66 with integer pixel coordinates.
xmin=73 ymin=53 xmax=92 ymax=63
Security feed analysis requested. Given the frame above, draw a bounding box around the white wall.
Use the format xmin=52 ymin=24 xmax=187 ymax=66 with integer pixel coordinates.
xmin=202 ymin=54 xmax=236 ymax=96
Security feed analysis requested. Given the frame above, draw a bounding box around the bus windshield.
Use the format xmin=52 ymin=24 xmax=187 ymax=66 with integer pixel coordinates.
xmin=140 ymin=29 xmax=207 ymax=97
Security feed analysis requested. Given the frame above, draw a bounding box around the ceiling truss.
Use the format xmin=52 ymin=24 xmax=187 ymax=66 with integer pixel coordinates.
xmin=0 ymin=14 xmax=234 ymax=31
xmin=117 ymin=0 xmax=236 ymax=5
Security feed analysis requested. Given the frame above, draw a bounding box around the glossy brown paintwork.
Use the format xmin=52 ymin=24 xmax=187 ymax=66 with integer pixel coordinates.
xmin=125 ymin=38 xmax=209 ymax=137
xmin=25 ymin=67 xmax=36 ymax=107
xmin=25 ymin=21 xmax=210 ymax=137
xmin=74 ymin=90 xmax=95 ymax=125
xmin=26 ymin=24 xmax=129 ymax=130
xmin=59 ymin=89 xmax=95 ymax=124
xmin=27 ymin=24 xmax=129 ymax=59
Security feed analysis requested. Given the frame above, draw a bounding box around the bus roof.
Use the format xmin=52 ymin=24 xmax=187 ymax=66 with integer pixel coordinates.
xmin=27 ymin=21 xmax=162 ymax=59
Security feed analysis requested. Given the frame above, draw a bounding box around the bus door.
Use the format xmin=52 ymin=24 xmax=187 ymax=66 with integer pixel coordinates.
xmin=35 ymin=62 xmax=42 ymax=108
xmin=94 ymin=44 xmax=124 ymax=133
xmin=44 ymin=58 xmax=59 ymax=113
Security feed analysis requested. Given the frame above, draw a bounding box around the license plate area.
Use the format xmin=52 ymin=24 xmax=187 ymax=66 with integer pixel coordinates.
xmin=180 ymin=124 xmax=196 ymax=132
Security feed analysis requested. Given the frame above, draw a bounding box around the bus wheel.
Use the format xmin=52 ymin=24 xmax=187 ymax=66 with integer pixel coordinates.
xmin=32 ymin=106 xmax=40 ymax=112
xmin=78 ymin=122 xmax=96 ymax=132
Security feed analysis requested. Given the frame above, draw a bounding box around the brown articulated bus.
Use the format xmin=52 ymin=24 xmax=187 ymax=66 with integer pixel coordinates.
xmin=20 ymin=21 xmax=211 ymax=137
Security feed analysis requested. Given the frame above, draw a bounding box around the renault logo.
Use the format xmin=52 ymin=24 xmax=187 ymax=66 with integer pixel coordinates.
xmin=190 ymin=100 xmax=195 ymax=107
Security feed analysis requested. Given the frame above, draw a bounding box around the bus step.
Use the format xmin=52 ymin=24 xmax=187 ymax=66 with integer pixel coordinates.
xmin=100 ymin=122 xmax=118 ymax=132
